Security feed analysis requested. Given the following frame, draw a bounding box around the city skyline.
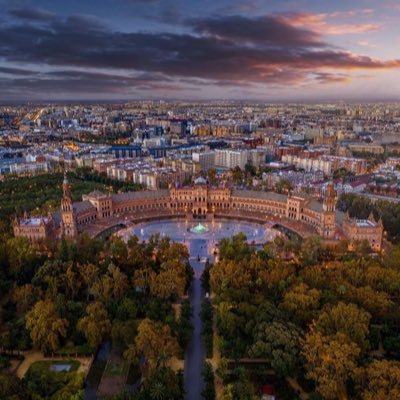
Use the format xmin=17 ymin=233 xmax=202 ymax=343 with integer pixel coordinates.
xmin=0 ymin=0 xmax=400 ymax=101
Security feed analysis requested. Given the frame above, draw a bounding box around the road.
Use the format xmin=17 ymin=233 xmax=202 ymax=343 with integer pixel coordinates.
xmin=184 ymin=238 xmax=209 ymax=400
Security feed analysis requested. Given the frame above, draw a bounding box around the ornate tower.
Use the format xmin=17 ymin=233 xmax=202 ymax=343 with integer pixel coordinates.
xmin=319 ymin=182 xmax=337 ymax=239
xmin=61 ymin=173 xmax=77 ymax=238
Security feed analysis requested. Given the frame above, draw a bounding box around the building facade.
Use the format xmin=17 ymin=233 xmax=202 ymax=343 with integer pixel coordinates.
xmin=14 ymin=177 xmax=381 ymax=250
xmin=343 ymin=213 xmax=383 ymax=252
xmin=13 ymin=212 xmax=56 ymax=242
xmin=58 ymin=177 xmax=339 ymax=240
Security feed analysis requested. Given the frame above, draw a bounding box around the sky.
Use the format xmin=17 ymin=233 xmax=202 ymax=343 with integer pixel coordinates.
xmin=0 ymin=0 xmax=400 ymax=101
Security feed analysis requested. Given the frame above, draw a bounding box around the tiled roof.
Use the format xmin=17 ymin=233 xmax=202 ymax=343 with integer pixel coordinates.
xmin=73 ymin=201 xmax=95 ymax=214
xmin=307 ymin=200 xmax=323 ymax=212
xmin=231 ymin=189 xmax=287 ymax=203
xmin=112 ymin=189 xmax=170 ymax=202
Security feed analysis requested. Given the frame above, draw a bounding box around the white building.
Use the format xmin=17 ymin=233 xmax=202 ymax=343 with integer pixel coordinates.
xmin=192 ymin=151 xmax=215 ymax=172
xmin=215 ymin=149 xmax=249 ymax=170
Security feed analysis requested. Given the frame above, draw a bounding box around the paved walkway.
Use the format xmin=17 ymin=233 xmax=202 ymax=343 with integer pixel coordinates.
xmin=184 ymin=244 xmax=208 ymax=399
xmin=83 ymin=207 xmax=321 ymax=240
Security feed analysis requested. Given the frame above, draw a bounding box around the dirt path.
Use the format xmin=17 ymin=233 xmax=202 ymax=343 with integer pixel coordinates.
xmin=287 ymin=377 xmax=310 ymax=400
xmin=16 ymin=351 xmax=44 ymax=379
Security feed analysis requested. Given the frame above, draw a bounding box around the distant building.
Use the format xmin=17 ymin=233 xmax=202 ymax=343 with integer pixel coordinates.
xmin=16 ymin=175 xmax=346 ymax=244
xmin=347 ymin=143 xmax=384 ymax=155
xmin=343 ymin=213 xmax=383 ymax=252
xmin=13 ymin=212 xmax=56 ymax=242
xmin=9 ymin=161 xmax=49 ymax=175
xmin=192 ymin=151 xmax=215 ymax=172
xmin=215 ymin=149 xmax=249 ymax=170
xmin=282 ymin=154 xmax=367 ymax=176
xmin=108 ymin=145 xmax=142 ymax=158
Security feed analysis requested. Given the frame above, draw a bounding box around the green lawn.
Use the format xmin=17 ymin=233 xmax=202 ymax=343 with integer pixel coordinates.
xmin=24 ymin=359 xmax=83 ymax=399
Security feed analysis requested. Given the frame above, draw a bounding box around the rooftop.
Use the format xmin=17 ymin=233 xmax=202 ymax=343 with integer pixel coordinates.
xmin=355 ymin=219 xmax=376 ymax=227
xmin=232 ymin=189 xmax=287 ymax=203
xmin=112 ymin=189 xmax=170 ymax=202
xmin=19 ymin=217 xmax=49 ymax=226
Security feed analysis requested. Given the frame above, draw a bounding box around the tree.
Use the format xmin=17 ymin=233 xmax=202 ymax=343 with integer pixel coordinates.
xmin=149 ymin=259 xmax=188 ymax=299
xmin=275 ymin=178 xmax=293 ymax=194
xmin=384 ymin=244 xmax=400 ymax=270
xmin=218 ymin=234 xmax=252 ymax=262
xmin=345 ymin=285 xmax=393 ymax=320
xmin=149 ymin=382 xmax=166 ymax=400
xmin=6 ymin=237 xmax=40 ymax=281
xmin=64 ymin=263 xmax=82 ymax=300
xmin=156 ymin=239 xmax=189 ymax=265
xmin=231 ymin=166 xmax=243 ymax=184
xmin=357 ymin=360 xmax=400 ymax=400
xmin=248 ymin=321 xmax=302 ymax=377
xmin=132 ymin=266 xmax=152 ymax=295
xmin=244 ymin=163 xmax=257 ymax=177
xmin=202 ymin=362 xmax=216 ymax=400
xmin=112 ymin=319 xmax=137 ymax=351
xmin=77 ymin=302 xmax=111 ymax=348
xmin=177 ymin=300 xmax=193 ymax=350
xmin=75 ymin=233 xmax=103 ymax=264
xmin=337 ymin=193 xmax=372 ymax=219
xmin=316 ymin=302 xmax=371 ymax=352
xmin=143 ymin=367 xmax=183 ymax=400
xmin=280 ymin=283 xmax=321 ymax=325
xmin=26 ymin=299 xmax=68 ymax=353
xmin=132 ymin=319 xmax=179 ymax=373
xmin=78 ymin=262 xmax=99 ymax=295
xmin=353 ymin=240 xmax=372 ymax=257
xmin=0 ymin=374 xmax=30 ymax=400
xmin=301 ymin=235 xmax=323 ymax=266
xmin=221 ymin=368 xmax=256 ymax=400
xmin=105 ymin=236 xmax=128 ymax=267
xmin=207 ymin=169 xmax=217 ymax=185
xmin=92 ymin=264 xmax=128 ymax=302
xmin=302 ymin=332 xmax=360 ymax=400
xmin=123 ymin=344 xmax=137 ymax=365
xmin=11 ymin=284 xmax=38 ymax=314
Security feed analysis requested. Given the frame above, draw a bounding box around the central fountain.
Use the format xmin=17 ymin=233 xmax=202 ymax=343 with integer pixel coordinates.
xmin=190 ymin=223 xmax=209 ymax=233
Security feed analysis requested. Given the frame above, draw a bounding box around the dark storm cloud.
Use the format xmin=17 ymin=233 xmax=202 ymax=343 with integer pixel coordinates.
xmin=1 ymin=9 xmax=400 ymax=97
xmin=312 ymin=72 xmax=350 ymax=84
xmin=190 ymin=15 xmax=323 ymax=47
xmin=50 ymin=15 xmax=108 ymax=33
xmin=0 ymin=66 xmax=36 ymax=75
xmin=0 ymin=69 xmax=185 ymax=99
xmin=9 ymin=7 xmax=56 ymax=21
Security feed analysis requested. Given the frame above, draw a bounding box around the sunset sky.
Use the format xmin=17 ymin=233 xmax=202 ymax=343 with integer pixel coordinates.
xmin=1 ymin=0 xmax=400 ymax=101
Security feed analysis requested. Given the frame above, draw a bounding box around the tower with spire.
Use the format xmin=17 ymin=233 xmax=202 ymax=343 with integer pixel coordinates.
xmin=319 ymin=182 xmax=337 ymax=239
xmin=61 ymin=173 xmax=77 ymax=238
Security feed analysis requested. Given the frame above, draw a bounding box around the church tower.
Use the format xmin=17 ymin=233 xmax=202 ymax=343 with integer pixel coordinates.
xmin=61 ymin=173 xmax=77 ymax=238
xmin=319 ymin=182 xmax=337 ymax=239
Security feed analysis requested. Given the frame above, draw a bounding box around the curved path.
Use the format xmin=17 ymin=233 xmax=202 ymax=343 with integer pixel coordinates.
xmin=184 ymin=239 xmax=209 ymax=400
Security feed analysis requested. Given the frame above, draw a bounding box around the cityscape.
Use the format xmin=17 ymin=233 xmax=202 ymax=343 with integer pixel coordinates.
xmin=1 ymin=1 xmax=400 ymax=400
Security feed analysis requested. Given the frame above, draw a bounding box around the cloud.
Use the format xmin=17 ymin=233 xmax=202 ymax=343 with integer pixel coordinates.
xmin=0 ymin=11 xmax=399 ymax=98
xmin=190 ymin=15 xmax=323 ymax=47
xmin=284 ymin=10 xmax=381 ymax=35
xmin=356 ymin=40 xmax=377 ymax=48
xmin=312 ymin=72 xmax=351 ymax=85
xmin=0 ymin=66 xmax=36 ymax=75
xmin=0 ymin=69 xmax=186 ymax=100
xmin=9 ymin=7 xmax=56 ymax=21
